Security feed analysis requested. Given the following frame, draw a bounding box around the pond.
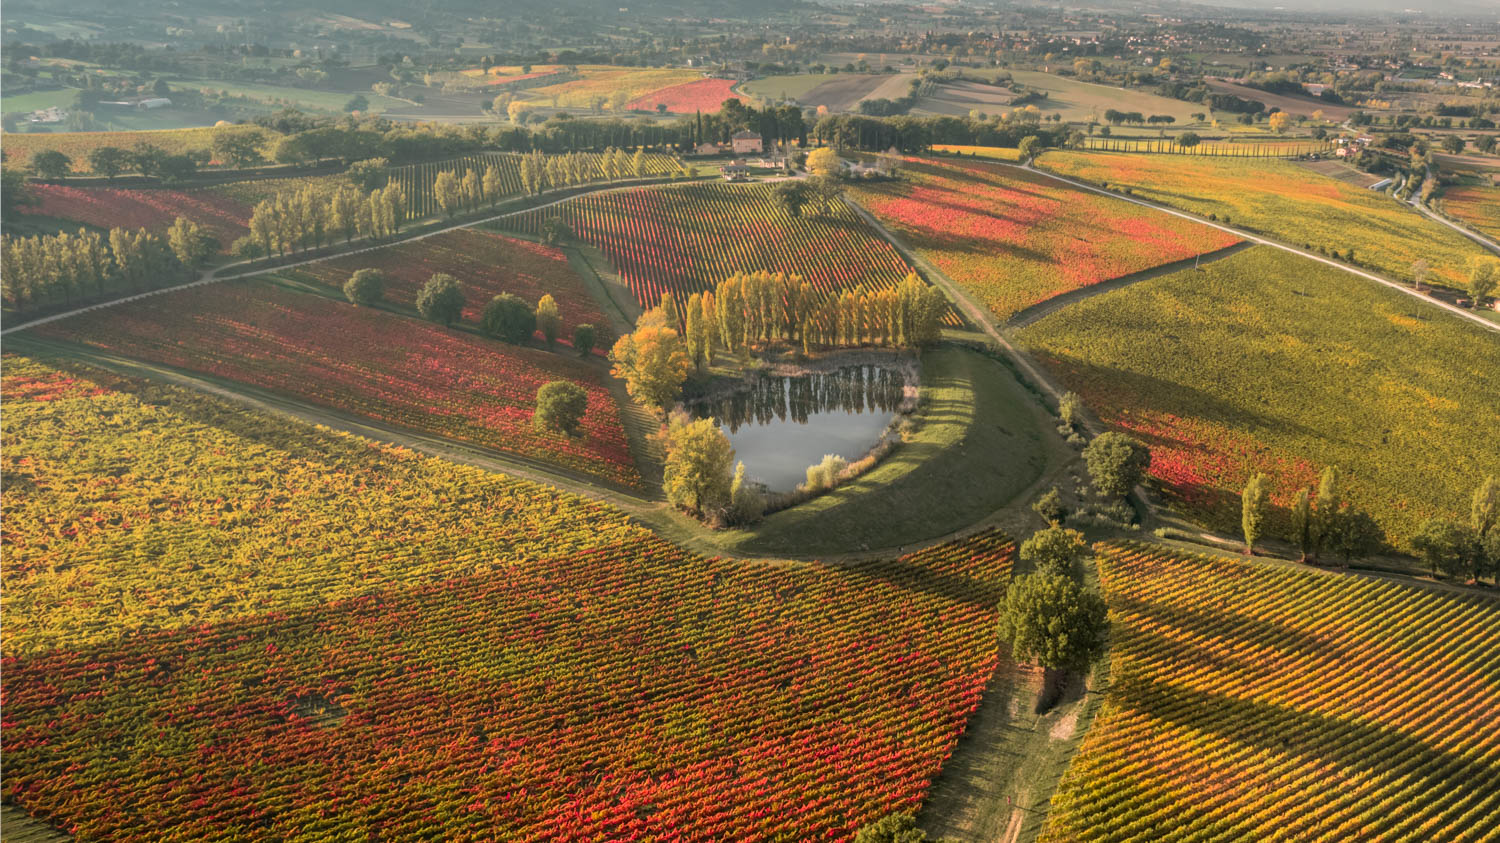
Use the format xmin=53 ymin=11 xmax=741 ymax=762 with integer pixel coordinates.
xmin=690 ymin=364 xmax=910 ymax=492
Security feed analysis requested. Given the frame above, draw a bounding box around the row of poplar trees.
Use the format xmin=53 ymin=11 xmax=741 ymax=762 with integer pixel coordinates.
xmin=661 ymin=270 xmax=946 ymax=362
xmin=516 ymin=148 xmax=653 ymax=196
xmin=2 ymin=217 xmax=214 ymax=314
xmin=244 ymin=183 xmax=408 ymax=259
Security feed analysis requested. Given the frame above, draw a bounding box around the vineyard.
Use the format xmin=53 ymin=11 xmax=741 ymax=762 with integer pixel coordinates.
xmin=270 ymin=229 xmax=614 ymax=345
xmin=34 ymin=280 xmax=642 ymax=487
xmin=517 ymin=65 xmax=703 ymax=108
xmin=1037 ymin=150 xmax=1488 ymax=289
xmin=500 ymin=181 xmax=930 ymax=313
xmin=388 ymin=151 xmax=680 ymax=218
xmin=17 ymin=183 xmax=252 ymax=251
xmin=1078 ymin=137 xmax=1332 ymax=157
xmin=1040 ymin=541 xmax=1500 ymax=842
xmin=625 ymin=78 xmax=742 ymax=113
xmin=1016 ymin=246 xmax=1500 ymax=544
xmin=850 ymin=156 xmax=1239 ymax=321
xmin=1435 ymin=184 xmax=1500 ymax=242
xmin=2 ymin=355 xmax=1020 ymax=840
xmin=0 ymin=354 xmax=648 ymax=653
xmin=0 ymin=127 xmax=220 ymax=172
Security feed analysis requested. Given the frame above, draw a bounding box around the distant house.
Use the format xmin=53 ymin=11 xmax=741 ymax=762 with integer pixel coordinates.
xmin=731 ymin=130 xmax=763 ymax=155
xmin=721 ymin=161 xmax=751 ymax=181
xmin=138 ymin=97 xmax=173 ymax=109
xmin=28 ymin=107 xmax=67 ymax=124
xmin=693 ymin=142 xmax=723 ymax=156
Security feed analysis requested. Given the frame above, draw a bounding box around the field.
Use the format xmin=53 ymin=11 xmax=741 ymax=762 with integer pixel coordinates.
xmin=1016 ymin=246 xmax=1500 ymax=545
xmin=1038 ymin=150 xmax=1488 ymax=289
xmin=168 ymin=78 xmax=408 ymax=114
xmin=1436 ymin=184 xmax=1500 ymax=242
xmin=930 ymin=144 xmax=1023 ymax=161
xmin=850 ymin=157 xmax=1240 ymax=321
xmin=33 ymin=281 xmax=642 ymax=487
xmin=517 ymin=66 xmax=702 ymax=108
xmin=500 ymin=181 xmax=924 ymax=311
xmin=740 ymin=73 xmax=847 ymax=102
xmin=271 ymin=229 xmax=615 ymax=346
xmin=16 ymin=183 xmax=252 ymax=250
xmin=625 ymin=78 xmax=741 ymax=113
xmin=916 ymin=69 xmax=1204 ymax=125
xmin=388 ymin=151 xmax=680 ymax=218
xmin=2 ymin=354 xmax=1019 ymax=840
xmin=0 ymin=88 xmax=78 ymax=113
xmin=1204 ymin=78 xmax=1356 ymax=121
xmin=0 ymin=127 xmax=220 ymax=172
xmin=1041 ymin=541 xmax=1500 ymax=842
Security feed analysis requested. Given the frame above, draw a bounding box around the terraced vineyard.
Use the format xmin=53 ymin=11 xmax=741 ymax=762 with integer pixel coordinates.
xmin=33 ymin=281 xmax=642 ymax=487
xmin=1041 ymin=541 xmax=1500 ymax=843
xmin=1038 ymin=150 xmax=1488 ymax=289
xmin=390 ymin=151 xmax=679 ymax=218
xmin=851 ymin=156 xmax=1239 ymax=321
xmin=270 ymin=229 xmax=614 ymax=346
xmin=500 ymin=181 xmax=926 ymax=311
xmin=2 ymin=355 xmax=1019 ymax=841
xmin=1016 ymin=246 xmax=1500 ymax=545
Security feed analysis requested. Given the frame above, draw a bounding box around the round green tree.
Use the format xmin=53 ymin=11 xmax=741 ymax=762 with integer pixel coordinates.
xmin=1019 ymin=525 xmax=1087 ymax=577
xmin=573 ymin=323 xmax=597 ymax=357
xmin=998 ymin=572 xmax=1109 ymax=673
xmin=481 ymin=293 xmax=537 ymax=344
xmin=534 ymin=381 xmax=588 ymax=436
xmin=416 ymin=273 xmax=465 ymax=326
xmin=343 ymin=268 xmax=386 ymax=307
xmin=1082 ymin=432 xmax=1151 ymax=499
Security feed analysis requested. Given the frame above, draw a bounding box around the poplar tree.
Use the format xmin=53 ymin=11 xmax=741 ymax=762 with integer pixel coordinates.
xmin=1241 ymin=473 xmax=1269 ymax=555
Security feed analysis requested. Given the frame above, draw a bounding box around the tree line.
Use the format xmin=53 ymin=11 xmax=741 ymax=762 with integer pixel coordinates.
xmin=1238 ymin=468 xmax=1498 ymax=583
xmin=611 ymin=270 xmax=946 ymax=412
xmin=242 ymin=182 xmax=408 ymax=260
xmin=1 ymin=218 xmax=214 ymax=313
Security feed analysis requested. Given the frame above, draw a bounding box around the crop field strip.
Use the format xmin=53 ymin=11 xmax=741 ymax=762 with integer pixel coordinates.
xmin=1435 ymin=184 xmax=1500 ymax=243
xmin=499 ymin=181 xmax=953 ymax=320
xmin=850 ymin=156 xmax=1240 ymax=321
xmin=269 ymin=228 xmax=615 ymax=346
xmin=2 ymin=355 xmax=1019 ymax=840
xmin=1016 ymin=246 xmax=1500 ymax=545
xmin=31 ymin=279 xmax=643 ymax=488
xmin=1040 ymin=541 xmax=1500 ymax=843
xmin=388 ymin=151 xmax=679 ymax=219
xmin=1038 ymin=150 xmax=1489 ymax=290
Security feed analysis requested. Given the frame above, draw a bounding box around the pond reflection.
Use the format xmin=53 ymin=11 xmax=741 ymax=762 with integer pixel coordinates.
xmin=690 ymin=365 xmax=907 ymax=491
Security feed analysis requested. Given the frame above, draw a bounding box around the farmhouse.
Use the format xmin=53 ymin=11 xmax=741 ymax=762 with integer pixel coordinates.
xmin=731 ymin=130 xmax=763 ymax=155
xmin=693 ymin=142 xmax=724 ymax=156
